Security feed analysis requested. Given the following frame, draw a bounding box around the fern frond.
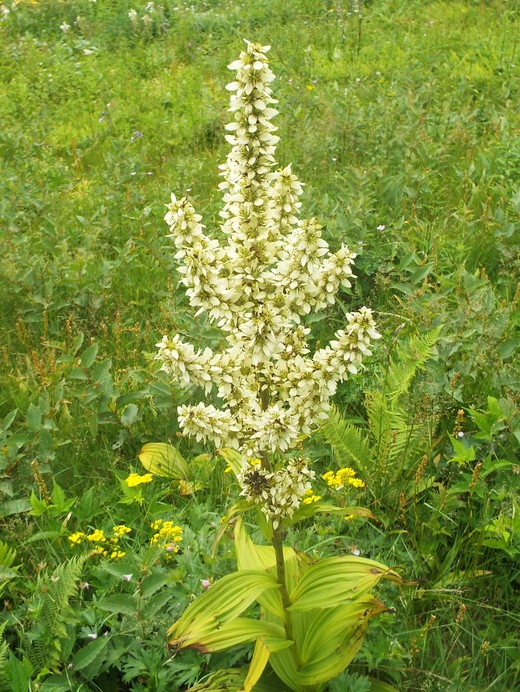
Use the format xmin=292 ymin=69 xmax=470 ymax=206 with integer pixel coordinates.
xmin=385 ymin=327 xmax=441 ymax=401
xmin=0 ymin=643 xmax=9 ymax=692
xmin=365 ymin=391 xmax=393 ymax=469
xmin=0 ymin=542 xmax=17 ymax=570
xmin=24 ymin=555 xmax=86 ymax=675
xmin=318 ymin=406 xmax=371 ymax=472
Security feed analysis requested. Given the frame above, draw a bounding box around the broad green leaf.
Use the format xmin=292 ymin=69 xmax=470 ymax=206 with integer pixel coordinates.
xmin=1 ymin=409 xmax=17 ymax=432
xmin=121 ymin=403 xmax=139 ymax=428
xmin=218 ymin=448 xmax=244 ymax=477
xmin=270 ymin=599 xmax=388 ymax=688
xmin=67 ymin=367 xmax=88 ymax=380
xmin=168 ymin=570 xmax=280 ymax=648
xmin=70 ymin=332 xmax=84 ymax=356
xmin=0 ymin=499 xmax=31 ymax=518
xmin=299 ymin=596 xmax=380 ymax=664
xmin=138 ymin=442 xmax=189 ymax=480
xmin=447 ymin=435 xmax=476 ymax=464
xmin=24 ymin=531 xmax=62 ymax=544
xmin=87 ymin=412 xmax=99 ymax=439
xmin=289 ymin=556 xmax=402 ymax=612
xmin=183 ymin=618 xmax=291 ymax=654
xmin=71 ymin=637 xmax=109 ymax=671
xmin=234 ymin=518 xmax=305 ymax=618
xmin=243 ymin=638 xmax=271 ymax=692
xmin=147 ymin=589 xmax=174 ymax=619
xmin=188 ymin=669 xmax=247 ymax=691
xmin=26 ymin=404 xmax=42 ymax=432
xmin=287 ymin=502 xmax=374 ymax=526
xmin=212 ymin=500 xmax=252 ymax=557
xmin=140 ymin=572 xmax=171 ymax=599
xmin=95 ymin=593 xmax=138 ymax=616
xmin=6 ymin=655 xmax=33 ymax=692
xmin=80 ymin=343 xmax=99 ymax=369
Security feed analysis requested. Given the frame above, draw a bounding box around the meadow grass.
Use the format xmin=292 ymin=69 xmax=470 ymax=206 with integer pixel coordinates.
xmin=1 ymin=0 xmax=519 ymax=690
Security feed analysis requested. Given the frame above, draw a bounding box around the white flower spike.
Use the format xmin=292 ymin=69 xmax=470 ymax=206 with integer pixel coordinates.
xmin=157 ymin=41 xmax=380 ymax=522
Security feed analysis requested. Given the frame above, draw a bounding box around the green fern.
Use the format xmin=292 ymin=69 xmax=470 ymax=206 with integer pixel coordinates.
xmin=0 ymin=622 xmax=9 ymax=692
xmin=318 ymin=406 xmax=371 ymax=472
xmin=385 ymin=327 xmax=441 ymax=401
xmin=0 ymin=541 xmax=18 ymax=593
xmin=24 ymin=555 xmax=86 ymax=675
xmin=319 ymin=328 xmax=441 ymax=506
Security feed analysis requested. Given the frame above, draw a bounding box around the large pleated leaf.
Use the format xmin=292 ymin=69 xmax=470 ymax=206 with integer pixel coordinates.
xmin=287 ymin=502 xmax=374 ymax=526
xmin=212 ymin=500 xmax=252 ymax=557
xmin=180 ymin=618 xmax=291 ymax=654
xmin=289 ymin=556 xmax=402 ymax=612
xmin=138 ymin=442 xmax=189 ymax=480
xmin=270 ymin=598 xmax=387 ymax=689
xmin=218 ymin=447 xmax=245 ymax=477
xmin=234 ymin=518 xmax=306 ymax=618
xmin=242 ymin=638 xmax=271 ymax=692
xmin=167 ymin=569 xmax=279 ymax=649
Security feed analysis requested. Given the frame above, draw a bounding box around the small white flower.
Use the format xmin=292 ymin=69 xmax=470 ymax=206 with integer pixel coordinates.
xmin=377 ymin=224 xmax=386 ymax=231
xmin=60 ymin=21 xmax=70 ymax=34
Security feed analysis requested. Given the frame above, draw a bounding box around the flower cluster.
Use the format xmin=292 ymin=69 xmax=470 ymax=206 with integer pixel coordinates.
xmin=150 ymin=519 xmax=184 ymax=557
xmin=238 ymin=457 xmax=315 ymax=528
xmin=125 ymin=472 xmax=153 ymax=487
xmin=156 ymin=41 xmax=379 ymax=523
xmin=323 ymin=468 xmax=365 ymax=490
xmin=302 ymin=489 xmax=322 ymax=505
xmin=157 ymin=41 xmax=379 ymax=459
xmin=68 ymin=525 xmax=131 ymax=559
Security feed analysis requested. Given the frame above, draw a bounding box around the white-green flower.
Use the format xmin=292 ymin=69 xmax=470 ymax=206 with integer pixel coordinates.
xmin=157 ymin=40 xmax=380 ymax=471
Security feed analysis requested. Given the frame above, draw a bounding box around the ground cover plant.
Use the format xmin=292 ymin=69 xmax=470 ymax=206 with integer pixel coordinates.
xmin=1 ymin=0 xmax=519 ymax=690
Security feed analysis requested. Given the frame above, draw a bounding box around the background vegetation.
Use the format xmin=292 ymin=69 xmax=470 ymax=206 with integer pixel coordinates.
xmin=1 ymin=0 xmax=519 ymax=690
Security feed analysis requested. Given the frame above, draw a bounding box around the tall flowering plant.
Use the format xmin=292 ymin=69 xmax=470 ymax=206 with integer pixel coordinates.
xmin=154 ymin=41 xmax=402 ymax=692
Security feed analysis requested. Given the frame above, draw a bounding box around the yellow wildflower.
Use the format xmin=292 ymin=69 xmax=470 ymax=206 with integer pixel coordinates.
xmin=322 ymin=468 xmax=365 ymax=490
xmin=110 ymin=550 xmax=126 ymax=560
xmin=347 ymin=477 xmax=365 ymax=489
xmin=302 ymin=494 xmax=321 ymax=505
xmin=87 ymin=529 xmax=106 ymax=543
xmin=125 ymin=472 xmax=153 ymax=487
xmin=150 ymin=520 xmax=183 ymax=558
xmin=112 ymin=524 xmax=132 ymax=537
xmin=68 ymin=531 xmax=86 ymax=545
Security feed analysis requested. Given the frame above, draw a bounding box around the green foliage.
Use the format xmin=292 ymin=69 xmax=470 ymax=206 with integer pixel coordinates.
xmin=168 ymin=519 xmax=403 ymax=692
xmin=23 ymin=556 xmax=86 ymax=676
xmin=1 ymin=0 xmax=519 ymax=689
xmin=319 ymin=328 xmax=441 ymax=507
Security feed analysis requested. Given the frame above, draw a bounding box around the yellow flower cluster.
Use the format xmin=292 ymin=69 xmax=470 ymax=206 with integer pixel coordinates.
xmin=302 ymin=488 xmax=322 ymax=505
xmin=322 ymin=468 xmax=365 ymax=490
xmin=150 ymin=519 xmax=183 ymax=558
xmin=125 ymin=472 xmax=153 ymax=487
xmin=68 ymin=524 xmax=132 ymax=559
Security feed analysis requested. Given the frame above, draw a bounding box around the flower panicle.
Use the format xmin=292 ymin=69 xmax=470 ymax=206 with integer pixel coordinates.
xmin=155 ymin=40 xmax=380 ymax=494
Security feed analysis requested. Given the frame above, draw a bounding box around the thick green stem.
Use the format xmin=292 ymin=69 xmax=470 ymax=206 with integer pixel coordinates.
xmin=272 ymin=526 xmax=293 ymax=641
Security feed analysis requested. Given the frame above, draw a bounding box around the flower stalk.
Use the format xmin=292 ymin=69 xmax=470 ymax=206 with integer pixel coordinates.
xmin=157 ymin=40 xmax=398 ymax=691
